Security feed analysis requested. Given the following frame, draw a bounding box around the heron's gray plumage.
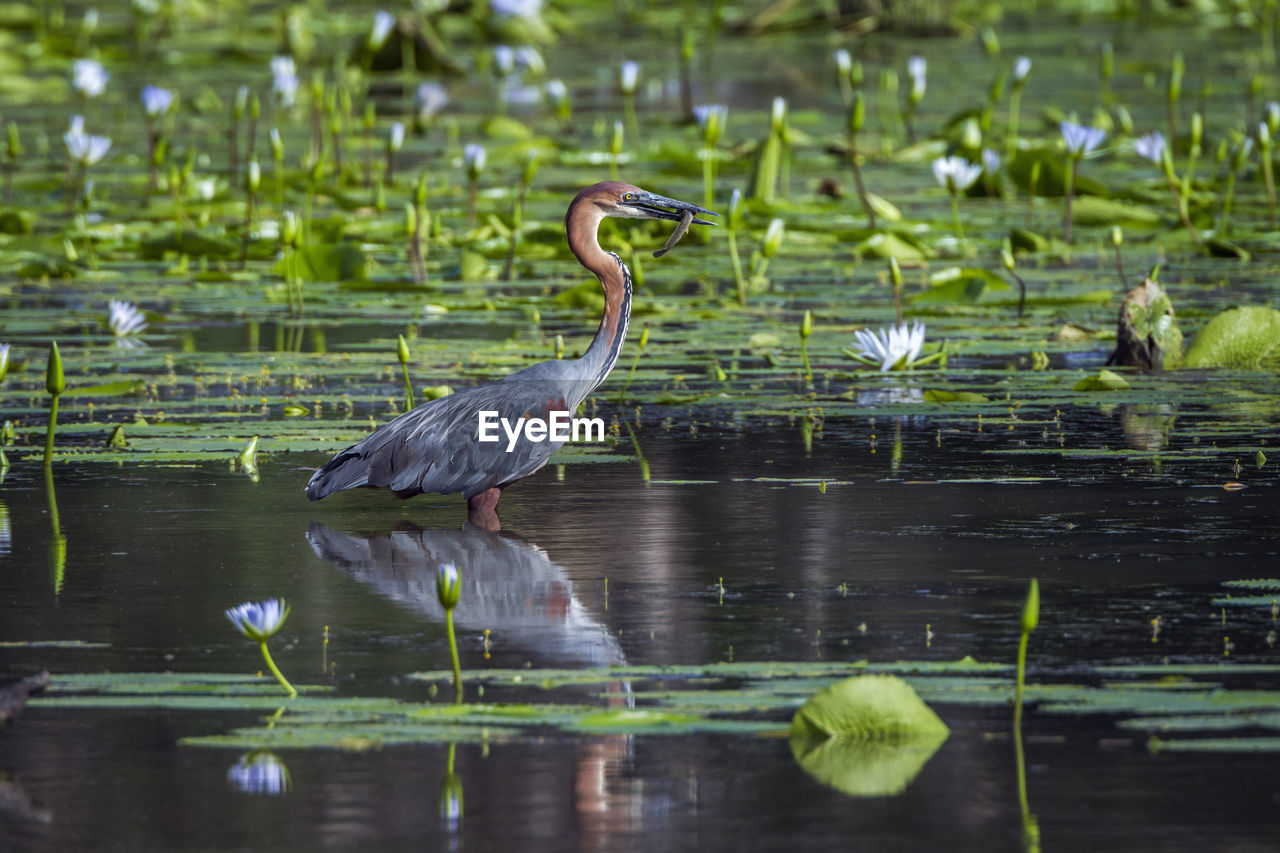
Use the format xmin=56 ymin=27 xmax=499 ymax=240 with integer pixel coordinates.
xmin=304 ymin=181 xmax=715 ymax=515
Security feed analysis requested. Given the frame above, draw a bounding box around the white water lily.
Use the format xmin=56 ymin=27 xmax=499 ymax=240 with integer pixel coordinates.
xmin=907 ymin=55 xmax=926 ymax=98
xmin=0 ymin=342 xmax=10 ymax=381
xmin=982 ymin=148 xmax=1000 ymax=174
xmin=226 ymin=598 xmax=290 ymax=642
xmin=1014 ymin=56 xmax=1032 ymax=84
xmin=464 ymin=143 xmax=486 ymax=178
xmin=834 ymin=49 xmax=852 ymax=76
xmin=64 ymin=117 xmax=111 ymax=166
xmin=493 ymin=45 xmax=516 ymax=76
xmin=108 ymin=300 xmax=147 ymax=336
xmin=490 ymin=0 xmax=542 ymax=17
xmin=620 ymin=60 xmax=639 ymax=94
xmin=515 ymin=46 xmax=545 ymax=75
xmin=1134 ymin=131 xmax=1166 ymax=164
xmin=415 ymin=82 xmax=448 ymax=121
xmin=228 ymin=753 xmax=290 ymax=796
xmin=368 ymin=10 xmax=395 ymax=50
xmin=1061 ymin=121 xmax=1106 ymax=156
xmin=140 ymin=85 xmax=174 ymax=118
xmin=388 ymin=121 xmax=405 ymax=152
xmin=931 ymin=156 xmax=982 ymax=193
xmin=72 ymin=59 xmax=109 ymax=97
xmin=545 ymin=79 xmax=568 ymax=102
xmin=270 ymin=56 xmax=299 ymax=107
xmin=853 ymin=321 xmax=927 ymax=371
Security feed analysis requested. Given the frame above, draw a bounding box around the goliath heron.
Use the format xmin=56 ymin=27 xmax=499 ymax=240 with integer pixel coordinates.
xmin=306 ymin=181 xmax=716 ymax=529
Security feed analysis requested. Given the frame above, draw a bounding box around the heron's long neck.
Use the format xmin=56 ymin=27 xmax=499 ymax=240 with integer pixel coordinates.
xmin=567 ymin=207 xmax=632 ymax=396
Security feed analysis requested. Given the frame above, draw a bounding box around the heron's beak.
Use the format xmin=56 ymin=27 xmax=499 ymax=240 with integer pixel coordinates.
xmin=633 ymin=191 xmax=718 ymax=226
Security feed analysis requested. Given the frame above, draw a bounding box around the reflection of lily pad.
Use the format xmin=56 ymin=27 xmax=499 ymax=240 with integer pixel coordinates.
xmin=789 ymin=675 xmax=949 ymax=797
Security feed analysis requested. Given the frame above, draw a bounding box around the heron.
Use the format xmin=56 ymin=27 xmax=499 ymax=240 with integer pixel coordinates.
xmin=306 ymin=181 xmax=717 ymax=529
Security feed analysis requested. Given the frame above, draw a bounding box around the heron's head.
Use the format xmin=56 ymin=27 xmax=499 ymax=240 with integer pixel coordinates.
xmin=574 ymin=181 xmax=718 ymax=226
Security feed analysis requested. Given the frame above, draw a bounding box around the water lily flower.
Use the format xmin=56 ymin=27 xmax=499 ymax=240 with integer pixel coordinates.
xmin=620 ymin=60 xmax=639 ymax=95
xmin=140 ymin=85 xmax=173 ymax=118
xmin=464 ymin=143 xmax=486 ymax=179
xmin=195 ymin=178 xmax=217 ymax=201
xmin=982 ymin=148 xmax=1000 ymax=174
xmin=490 ymin=0 xmax=542 ymax=17
xmin=545 ymin=79 xmax=568 ymax=102
xmin=367 ymin=10 xmax=395 ymax=50
xmin=108 ymin=300 xmax=147 ymax=337
xmin=493 ymin=45 xmax=516 ymax=76
xmin=0 ymin=342 xmax=10 ymax=382
xmin=1013 ymin=56 xmax=1032 ymax=85
xmin=853 ymin=321 xmax=927 ymax=371
xmin=388 ymin=121 xmax=405 ymax=152
xmin=72 ymin=59 xmax=108 ymax=97
xmin=64 ymin=116 xmax=111 ymax=166
xmin=693 ymin=104 xmax=726 ymax=145
xmin=414 ymin=82 xmax=448 ymax=123
xmin=228 ymin=753 xmax=290 ymax=796
xmin=834 ymin=49 xmax=852 ymax=76
xmin=931 ymin=156 xmax=982 ymax=193
xmin=437 ymin=562 xmax=460 ymax=610
xmin=1061 ymin=121 xmax=1106 ymax=157
xmin=1134 ymin=131 xmax=1166 ymax=164
xmin=907 ymin=55 xmax=926 ymax=100
xmin=226 ymin=598 xmax=290 ymax=642
xmin=270 ymin=56 xmax=299 ymax=107
xmin=515 ymin=46 xmax=545 ymax=75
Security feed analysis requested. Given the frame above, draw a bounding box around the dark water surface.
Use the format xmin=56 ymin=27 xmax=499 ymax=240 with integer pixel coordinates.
xmin=1 ymin=421 xmax=1278 ymax=851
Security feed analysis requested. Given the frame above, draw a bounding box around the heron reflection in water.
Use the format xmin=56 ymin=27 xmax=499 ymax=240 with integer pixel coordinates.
xmin=306 ymin=521 xmax=623 ymax=667
xmin=306 ymin=182 xmax=716 ymax=530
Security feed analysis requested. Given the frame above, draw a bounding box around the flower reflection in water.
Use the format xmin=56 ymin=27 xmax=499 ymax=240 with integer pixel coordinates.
xmin=227 ymin=751 xmax=290 ymax=796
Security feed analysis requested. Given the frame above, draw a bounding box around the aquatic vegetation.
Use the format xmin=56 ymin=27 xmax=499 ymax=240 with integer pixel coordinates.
xmin=437 ymin=563 xmax=462 ymax=702
xmin=107 ymin=300 xmax=147 ymax=337
xmin=1108 ymin=277 xmax=1183 ymax=370
xmin=71 ymin=58 xmax=108 ymax=98
xmin=1015 ymin=578 xmax=1039 ymax=726
xmin=226 ymin=599 xmax=296 ymax=698
xmin=1184 ymin=307 xmax=1280 ymax=368
xmin=43 ymin=341 xmax=64 ymax=468
xmin=849 ymin=322 xmax=927 ymax=372
xmin=932 ymin=156 xmax=981 ymax=246
xmin=789 ymin=675 xmax=949 ymax=797
xmin=1059 ymin=121 xmax=1105 ymax=242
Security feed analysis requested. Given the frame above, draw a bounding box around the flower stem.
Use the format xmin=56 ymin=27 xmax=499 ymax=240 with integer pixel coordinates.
xmin=401 ymin=363 xmax=415 ymax=410
xmin=43 ymin=395 xmax=59 ymax=468
xmin=1014 ymin=628 xmax=1029 ymax=727
xmin=445 ymin=608 xmax=463 ymax=703
xmin=950 ymin=192 xmax=965 ymax=248
xmin=848 ymin=134 xmax=877 ymax=230
xmin=702 ymin=144 xmax=715 ymax=212
xmin=1006 ymin=89 xmax=1022 ymax=164
xmin=728 ymin=230 xmax=747 ymax=305
xmin=800 ymin=336 xmax=811 ymax=385
xmin=259 ymin=641 xmax=297 ymax=698
xmin=1062 ymin=157 xmax=1076 ymax=243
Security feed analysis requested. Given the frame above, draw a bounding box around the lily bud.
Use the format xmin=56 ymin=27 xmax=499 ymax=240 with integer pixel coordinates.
xmin=436 ymin=562 xmax=460 ymax=610
xmin=46 ymin=340 xmax=65 ymax=397
xmin=800 ymin=309 xmax=812 ymax=340
xmin=1190 ymin=112 xmax=1203 ymax=150
xmin=5 ymin=121 xmax=19 ymax=160
xmin=269 ymin=127 xmax=283 ymax=162
xmin=281 ymin=210 xmax=298 ymax=245
xmin=638 ymin=326 xmax=649 ymax=349
xmin=414 ymin=172 xmax=428 ymax=206
xmin=761 ymin=218 xmax=785 ymax=258
xmin=609 ymin=121 xmax=624 ymax=156
xmin=397 ymin=333 xmax=411 ymax=365
xmin=770 ymin=96 xmax=787 ymax=135
xmin=0 ymin=343 xmax=9 ymax=382
xmin=249 ymin=92 xmax=260 ymax=120
xmin=849 ymin=91 xmax=865 ymax=134
xmin=1000 ymin=245 xmax=1015 ymax=272
xmin=888 ymin=255 xmax=903 ymax=288
xmin=246 ymin=157 xmax=260 ymax=193
xmin=727 ymin=187 xmax=744 ymax=231
xmin=522 ymin=148 xmax=539 ymax=186
xmin=1021 ymin=578 xmax=1040 ymax=634
xmin=1111 ymin=225 xmax=1123 ymax=247
xmin=404 ymin=201 xmax=417 ymax=237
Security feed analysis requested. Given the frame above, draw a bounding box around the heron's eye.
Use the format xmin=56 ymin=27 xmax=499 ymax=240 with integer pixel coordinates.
xmin=623 ymin=192 xmax=636 ymax=202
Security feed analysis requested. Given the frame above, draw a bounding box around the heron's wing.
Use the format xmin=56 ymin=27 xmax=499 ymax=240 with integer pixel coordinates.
xmin=306 ymin=379 xmax=578 ymax=500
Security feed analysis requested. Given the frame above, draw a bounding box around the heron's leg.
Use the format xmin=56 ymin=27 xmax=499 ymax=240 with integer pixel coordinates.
xmin=467 ymin=487 xmax=502 ymax=532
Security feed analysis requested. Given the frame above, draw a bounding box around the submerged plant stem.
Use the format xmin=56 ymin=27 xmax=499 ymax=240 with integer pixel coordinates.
xmin=1062 ymin=157 xmax=1076 ymax=243
xmin=259 ymin=640 xmax=297 ymax=699
xmin=1014 ymin=629 xmax=1030 ymax=726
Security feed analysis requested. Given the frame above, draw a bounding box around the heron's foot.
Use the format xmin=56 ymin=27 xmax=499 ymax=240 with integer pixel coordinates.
xmin=467 ymin=488 xmax=502 ymax=532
